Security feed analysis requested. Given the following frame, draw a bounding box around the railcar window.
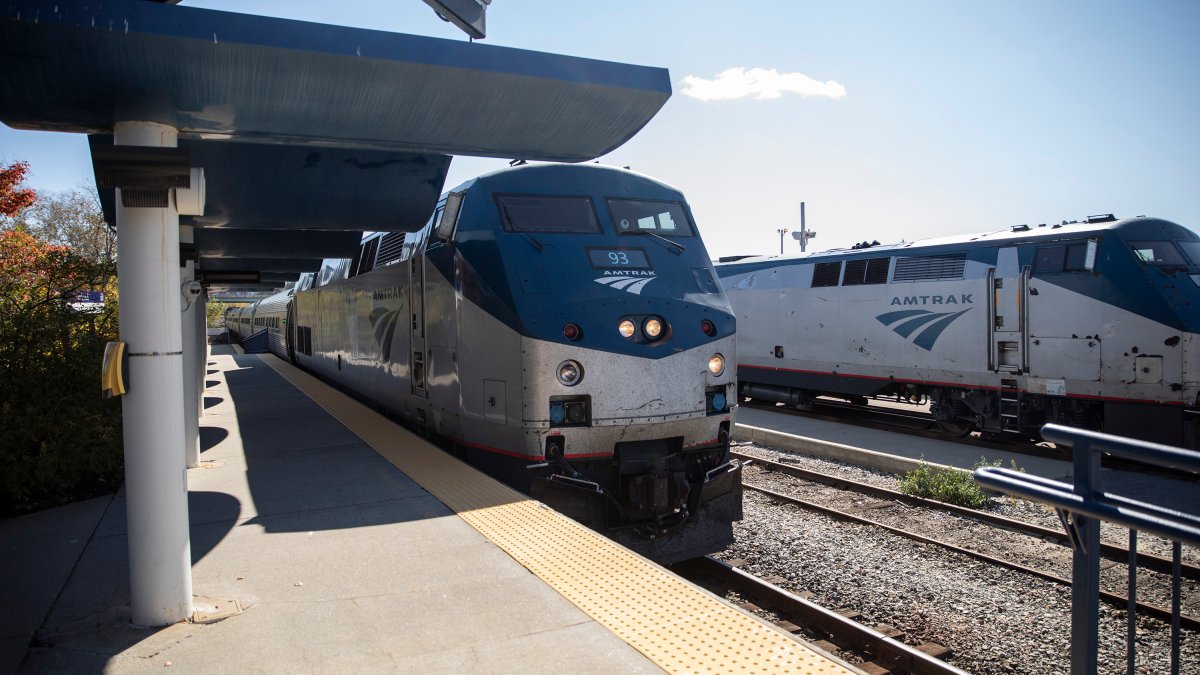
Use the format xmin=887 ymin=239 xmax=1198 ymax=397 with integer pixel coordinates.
xmin=607 ymin=199 xmax=695 ymax=237
xmin=1033 ymin=246 xmax=1065 ymax=272
xmin=1034 ymin=243 xmax=1093 ymax=273
xmin=811 ymin=261 xmax=842 ymax=287
xmin=496 ymin=195 xmax=600 ymax=234
xmin=842 ymin=257 xmax=890 ymax=285
xmin=1129 ymin=241 xmax=1185 ymax=265
xmin=1176 ymin=241 xmax=1200 ymax=266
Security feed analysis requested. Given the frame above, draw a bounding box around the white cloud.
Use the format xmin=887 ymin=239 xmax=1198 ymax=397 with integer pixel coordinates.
xmin=679 ymin=67 xmax=847 ymax=102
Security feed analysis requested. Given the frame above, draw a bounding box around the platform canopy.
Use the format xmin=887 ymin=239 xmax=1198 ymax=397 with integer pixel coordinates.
xmin=0 ymin=0 xmax=671 ymax=290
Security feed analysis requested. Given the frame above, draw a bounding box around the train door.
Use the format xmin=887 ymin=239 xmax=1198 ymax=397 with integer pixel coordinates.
xmin=988 ymin=247 xmax=1029 ymax=373
xmin=409 ymin=240 xmax=428 ymax=398
xmin=285 ymin=299 xmax=297 ymax=364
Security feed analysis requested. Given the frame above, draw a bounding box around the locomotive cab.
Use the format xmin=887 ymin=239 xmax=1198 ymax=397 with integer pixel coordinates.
xmin=439 ymin=165 xmax=741 ymax=561
xmin=274 ymin=163 xmax=742 ymax=563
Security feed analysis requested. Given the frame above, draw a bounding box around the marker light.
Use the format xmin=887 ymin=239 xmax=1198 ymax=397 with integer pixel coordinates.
xmin=643 ymin=317 xmax=664 ymax=339
xmin=700 ymin=319 xmax=716 ymax=337
xmin=618 ymin=319 xmax=636 ymax=339
xmin=557 ymin=360 xmax=583 ymax=386
xmin=563 ymin=323 xmax=582 ymax=341
xmin=712 ymin=391 xmax=727 ymax=412
xmin=708 ymin=354 xmax=725 ymax=376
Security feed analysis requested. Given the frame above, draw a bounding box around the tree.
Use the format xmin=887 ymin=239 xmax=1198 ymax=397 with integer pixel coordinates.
xmin=0 ymin=178 xmax=123 ymax=515
xmin=206 ymin=299 xmax=231 ymax=328
xmin=0 ymin=161 xmax=37 ymax=218
xmin=18 ymin=188 xmax=115 ymax=270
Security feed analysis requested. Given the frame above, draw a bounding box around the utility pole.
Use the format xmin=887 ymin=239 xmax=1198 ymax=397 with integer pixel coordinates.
xmin=776 ymin=227 xmax=788 ymax=255
xmin=794 ymin=201 xmax=817 ymax=252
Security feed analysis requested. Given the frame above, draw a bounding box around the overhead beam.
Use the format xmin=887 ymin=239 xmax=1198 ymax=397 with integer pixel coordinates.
xmin=194 ymin=229 xmax=360 ymax=260
xmin=199 ymin=258 xmax=323 ymax=274
xmin=90 ymin=136 xmax=450 ymax=233
xmin=1 ymin=0 xmax=671 ymax=162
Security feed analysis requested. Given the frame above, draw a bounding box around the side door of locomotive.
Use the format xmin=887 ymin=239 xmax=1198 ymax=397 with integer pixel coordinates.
xmin=409 ymin=218 xmax=436 ymax=399
xmin=409 ymin=242 xmax=427 ymax=398
xmin=988 ymin=246 xmax=1029 ymax=372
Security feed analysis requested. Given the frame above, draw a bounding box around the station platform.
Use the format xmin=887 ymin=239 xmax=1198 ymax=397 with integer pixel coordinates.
xmin=2 ymin=347 xmax=857 ymax=674
xmin=733 ymin=404 xmax=1200 ymax=514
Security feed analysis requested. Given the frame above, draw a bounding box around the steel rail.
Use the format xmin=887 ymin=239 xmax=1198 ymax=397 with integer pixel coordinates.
xmin=741 ymin=398 xmax=1191 ymax=475
xmin=742 ymin=480 xmax=1200 ymax=631
xmin=734 ymin=450 xmax=1200 ymax=581
xmin=673 ymin=556 xmax=969 ymax=675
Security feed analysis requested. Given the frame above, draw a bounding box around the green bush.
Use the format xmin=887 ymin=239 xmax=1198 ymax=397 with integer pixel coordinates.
xmin=0 ymin=228 xmax=123 ymax=516
xmin=898 ymin=457 xmax=998 ymax=509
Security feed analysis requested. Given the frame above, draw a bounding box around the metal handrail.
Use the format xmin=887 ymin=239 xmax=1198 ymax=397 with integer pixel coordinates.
xmin=975 ymin=467 xmax=1200 ymax=546
xmin=1040 ymin=424 xmax=1200 ymax=474
xmin=974 ymin=423 xmax=1200 ymax=675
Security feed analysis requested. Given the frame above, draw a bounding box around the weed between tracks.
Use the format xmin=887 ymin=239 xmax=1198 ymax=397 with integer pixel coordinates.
xmin=898 ymin=457 xmax=1017 ymax=508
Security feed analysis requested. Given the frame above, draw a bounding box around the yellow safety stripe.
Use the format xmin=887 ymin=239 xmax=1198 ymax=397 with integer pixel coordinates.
xmin=260 ymin=354 xmax=853 ymax=674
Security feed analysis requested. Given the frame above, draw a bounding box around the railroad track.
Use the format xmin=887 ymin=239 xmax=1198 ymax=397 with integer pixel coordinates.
xmin=740 ymin=398 xmax=1192 ymax=475
xmin=671 ymin=555 xmax=967 ymax=675
xmin=741 ymin=397 xmax=1049 ymax=454
xmin=734 ymin=451 xmax=1200 ymax=630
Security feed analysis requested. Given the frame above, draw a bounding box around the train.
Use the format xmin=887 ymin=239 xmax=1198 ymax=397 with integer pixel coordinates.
xmin=715 ymin=215 xmax=1200 ymax=448
xmin=228 ymin=163 xmax=741 ymax=563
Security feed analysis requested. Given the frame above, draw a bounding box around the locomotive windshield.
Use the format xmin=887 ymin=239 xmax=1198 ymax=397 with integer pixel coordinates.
xmin=1129 ymin=240 xmax=1186 ymax=265
xmin=1177 ymin=241 xmax=1200 ymax=266
xmin=496 ymin=194 xmax=601 ymax=234
xmin=608 ymin=199 xmax=695 ymax=237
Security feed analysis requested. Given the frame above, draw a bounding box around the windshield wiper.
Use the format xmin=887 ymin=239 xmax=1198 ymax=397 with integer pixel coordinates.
xmin=520 ymin=232 xmax=544 ymax=252
xmin=628 ymin=229 xmax=685 ymax=254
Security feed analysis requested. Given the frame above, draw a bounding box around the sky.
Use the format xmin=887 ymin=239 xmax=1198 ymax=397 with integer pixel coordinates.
xmin=2 ymin=0 xmax=1198 ymax=259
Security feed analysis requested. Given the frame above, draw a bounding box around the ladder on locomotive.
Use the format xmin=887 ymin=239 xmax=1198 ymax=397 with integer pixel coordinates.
xmin=998 ymin=379 xmax=1021 ymax=434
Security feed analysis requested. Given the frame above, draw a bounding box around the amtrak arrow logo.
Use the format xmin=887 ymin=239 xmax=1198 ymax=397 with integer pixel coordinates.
xmin=369 ymin=307 xmax=402 ymax=361
xmin=594 ymin=275 xmax=656 ymax=295
xmin=875 ymin=308 xmax=972 ymax=351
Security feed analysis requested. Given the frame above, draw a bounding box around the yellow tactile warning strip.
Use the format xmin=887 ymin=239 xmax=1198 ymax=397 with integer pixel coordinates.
xmin=259 ymin=354 xmax=854 ymax=674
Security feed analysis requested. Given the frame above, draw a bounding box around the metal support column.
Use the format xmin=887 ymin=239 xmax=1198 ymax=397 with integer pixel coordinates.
xmin=197 ymin=288 xmax=207 ymax=417
xmin=181 ymin=225 xmax=200 ymax=468
xmin=1070 ymin=436 xmax=1101 ymax=675
xmin=114 ymin=120 xmax=193 ymax=626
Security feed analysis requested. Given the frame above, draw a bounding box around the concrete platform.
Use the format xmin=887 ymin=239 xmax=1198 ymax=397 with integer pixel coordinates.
xmin=8 ymin=346 xmax=660 ymax=673
xmin=733 ymin=404 xmax=1200 ymax=515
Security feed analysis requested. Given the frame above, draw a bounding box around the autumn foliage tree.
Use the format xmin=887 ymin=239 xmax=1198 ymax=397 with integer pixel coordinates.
xmin=0 ymin=161 xmax=37 ymax=217
xmin=0 ymin=162 xmax=122 ymax=515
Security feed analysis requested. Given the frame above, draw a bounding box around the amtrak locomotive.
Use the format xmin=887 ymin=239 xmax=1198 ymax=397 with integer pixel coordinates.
xmin=233 ymin=164 xmax=741 ymax=562
xmin=716 ymin=215 xmax=1200 ymax=448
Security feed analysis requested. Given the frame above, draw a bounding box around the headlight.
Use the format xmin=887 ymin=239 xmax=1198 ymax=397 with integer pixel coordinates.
xmin=643 ymin=317 xmax=663 ymax=339
xmin=557 ymin=360 xmax=583 ymax=386
xmin=708 ymin=354 xmax=725 ymax=376
xmin=618 ymin=319 xmax=636 ymax=339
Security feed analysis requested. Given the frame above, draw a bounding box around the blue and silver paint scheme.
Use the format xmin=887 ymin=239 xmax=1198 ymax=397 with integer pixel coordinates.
xmin=716 ymin=216 xmax=1200 ymax=446
xmin=254 ymin=163 xmax=740 ymax=562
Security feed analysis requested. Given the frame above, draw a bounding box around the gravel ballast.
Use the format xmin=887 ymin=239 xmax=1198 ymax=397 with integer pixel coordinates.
xmin=718 ymin=443 xmax=1198 ymax=674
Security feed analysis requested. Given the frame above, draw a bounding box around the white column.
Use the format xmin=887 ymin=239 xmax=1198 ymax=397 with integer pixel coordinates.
xmin=180 ymin=225 xmax=200 ymax=469
xmin=114 ymin=121 xmax=193 ymax=626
